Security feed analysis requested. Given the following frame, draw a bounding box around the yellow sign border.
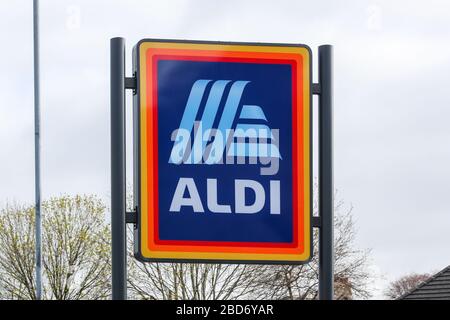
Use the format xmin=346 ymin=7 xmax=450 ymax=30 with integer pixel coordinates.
xmin=136 ymin=40 xmax=312 ymax=263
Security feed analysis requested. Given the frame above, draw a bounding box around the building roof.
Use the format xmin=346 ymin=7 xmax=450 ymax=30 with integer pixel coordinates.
xmin=400 ymin=265 xmax=450 ymax=300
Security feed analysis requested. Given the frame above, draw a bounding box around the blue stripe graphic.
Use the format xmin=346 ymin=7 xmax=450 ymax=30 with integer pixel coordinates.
xmin=210 ymin=81 xmax=250 ymax=154
xmin=239 ymin=105 xmax=267 ymax=121
xmin=169 ymin=79 xmax=211 ymax=164
xmin=170 ymin=79 xmax=282 ymax=164
xmin=228 ymin=143 xmax=281 ymax=158
xmin=191 ymin=80 xmax=231 ymax=163
xmin=177 ymin=79 xmax=211 ymax=134
xmin=234 ymin=124 xmax=275 ymax=139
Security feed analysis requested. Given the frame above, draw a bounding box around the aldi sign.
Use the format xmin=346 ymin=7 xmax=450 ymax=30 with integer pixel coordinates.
xmin=133 ymin=40 xmax=312 ymax=264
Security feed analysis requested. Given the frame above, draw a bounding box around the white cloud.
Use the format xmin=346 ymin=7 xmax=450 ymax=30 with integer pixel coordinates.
xmin=1 ymin=0 xmax=450 ymax=298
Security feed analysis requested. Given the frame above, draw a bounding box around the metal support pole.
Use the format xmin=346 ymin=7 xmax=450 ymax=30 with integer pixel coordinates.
xmin=111 ymin=37 xmax=127 ymax=300
xmin=318 ymin=45 xmax=334 ymax=300
xmin=33 ymin=0 xmax=42 ymax=301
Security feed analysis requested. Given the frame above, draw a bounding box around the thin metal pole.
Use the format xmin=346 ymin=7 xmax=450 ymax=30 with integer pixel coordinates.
xmin=110 ymin=37 xmax=127 ymax=300
xmin=318 ymin=45 xmax=334 ymax=300
xmin=33 ymin=0 xmax=42 ymax=301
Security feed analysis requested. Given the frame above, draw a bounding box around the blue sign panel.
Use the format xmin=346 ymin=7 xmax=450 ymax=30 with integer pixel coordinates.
xmin=135 ymin=40 xmax=311 ymax=263
xmin=157 ymin=60 xmax=293 ymax=244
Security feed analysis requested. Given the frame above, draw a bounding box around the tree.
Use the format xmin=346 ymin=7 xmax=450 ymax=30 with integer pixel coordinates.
xmin=127 ymin=193 xmax=373 ymax=300
xmin=128 ymin=260 xmax=261 ymax=300
xmin=0 ymin=192 xmax=370 ymax=300
xmin=248 ymin=197 xmax=372 ymax=300
xmin=385 ymin=273 xmax=431 ymax=300
xmin=0 ymin=195 xmax=111 ymax=300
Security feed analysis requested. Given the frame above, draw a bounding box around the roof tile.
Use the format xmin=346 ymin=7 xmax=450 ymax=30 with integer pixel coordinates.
xmin=400 ymin=265 xmax=450 ymax=300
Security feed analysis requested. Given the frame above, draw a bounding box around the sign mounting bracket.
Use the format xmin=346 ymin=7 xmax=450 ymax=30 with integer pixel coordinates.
xmin=312 ymin=216 xmax=322 ymax=228
xmin=312 ymin=83 xmax=321 ymax=95
xmin=125 ymin=76 xmax=137 ymax=92
xmin=126 ymin=210 xmax=137 ymax=224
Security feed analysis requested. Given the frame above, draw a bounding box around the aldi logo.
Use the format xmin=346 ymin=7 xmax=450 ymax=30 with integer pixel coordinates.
xmin=169 ymin=79 xmax=281 ymax=166
xmin=168 ymin=79 xmax=282 ymax=216
xmin=134 ymin=40 xmax=312 ymax=264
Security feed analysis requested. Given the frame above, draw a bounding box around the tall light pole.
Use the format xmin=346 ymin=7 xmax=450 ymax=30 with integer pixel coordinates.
xmin=33 ymin=0 xmax=42 ymax=300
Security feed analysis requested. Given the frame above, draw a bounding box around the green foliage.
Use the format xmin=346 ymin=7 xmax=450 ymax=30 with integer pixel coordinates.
xmin=0 ymin=192 xmax=372 ymax=300
xmin=0 ymin=195 xmax=111 ymax=300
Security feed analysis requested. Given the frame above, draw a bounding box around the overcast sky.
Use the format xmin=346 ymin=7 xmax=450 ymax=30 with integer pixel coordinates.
xmin=1 ymin=0 xmax=450 ymax=299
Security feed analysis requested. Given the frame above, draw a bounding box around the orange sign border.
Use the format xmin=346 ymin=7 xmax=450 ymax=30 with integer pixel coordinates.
xmin=134 ymin=40 xmax=312 ymax=264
